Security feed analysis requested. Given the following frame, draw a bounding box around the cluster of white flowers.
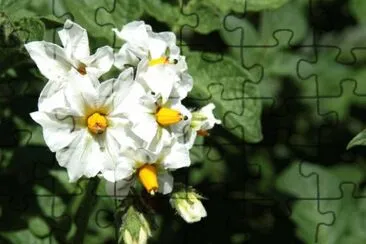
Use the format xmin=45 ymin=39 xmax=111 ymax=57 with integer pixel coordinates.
xmin=26 ymin=19 xmax=220 ymax=212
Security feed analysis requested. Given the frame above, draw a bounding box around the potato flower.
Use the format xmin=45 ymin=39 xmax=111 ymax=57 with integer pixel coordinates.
xmin=105 ymin=139 xmax=191 ymax=198
xmin=30 ymin=68 xmax=139 ymax=182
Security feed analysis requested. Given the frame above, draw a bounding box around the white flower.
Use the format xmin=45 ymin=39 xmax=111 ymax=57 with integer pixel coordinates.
xmin=181 ymin=103 xmax=221 ymax=149
xmin=25 ymin=19 xmax=114 ymax=81
xmin=105 ymin=139 xmax=190 ymax=199
xmin=170 ymin=188 xmax=207 ymax=223
xmin=30 ymin=68 xmax=139 ymax=182
xmin=113 ymin=21 xmax=193 ymax=101
xmin=112 ymin=21 xmax=179 ymax=69
xmin=127 ymin=90 xmax=192 ymax=153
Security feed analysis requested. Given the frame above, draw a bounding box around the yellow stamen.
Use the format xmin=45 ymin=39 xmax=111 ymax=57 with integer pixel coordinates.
xmin=148 ymin=56 xmax=169 ymax=66
xmin=77 ymin=63 xmax=87 ymax=75
xmin=87 ymin=112 xmax=108 ymax=134
xmin=138 ymin=164 xmax=158 ymax=195
xmin=197 ymin=129 xmax=210 ymax=137
xmin=155 ymin=107 xmax=183 ymax=126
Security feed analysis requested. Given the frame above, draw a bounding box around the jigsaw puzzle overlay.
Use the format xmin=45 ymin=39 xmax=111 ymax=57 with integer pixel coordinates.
xmin=1 ymin=0 xmax=366 ymax=243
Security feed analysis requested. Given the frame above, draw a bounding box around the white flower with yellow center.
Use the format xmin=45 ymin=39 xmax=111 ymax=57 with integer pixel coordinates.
xmin=105 ymin=139 xmax=190 ymax=199
xmin=30 ymin=68 xmax=139 ymax=182
xmin=127 ymin=90 xmax=192 ymax=153
xmin=181 ymin=103 xmax=221 ymax=149
xmin=113 ymin=21 xmax=193 ymax=102
xmin=25 ymin=19 xmax=113 ymax=81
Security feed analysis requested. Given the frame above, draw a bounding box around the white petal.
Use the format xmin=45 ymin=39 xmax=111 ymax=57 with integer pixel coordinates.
xmin=55 ymin=131 xmax=105 ymax=182
xmin=146 ymin=127 xmax=172 ymax=154
xmin=130 ymin=113 xmax=158 ymax=146
xmin=99 ymin=68 xmax=135 ymax=115
xmin=64 ymin=72 xmax=99 ymax=115
xmin=25 ymin=41 xmax=72 ymax=81
xmin=169 ymin=101 xmax=192 ymax=136
xmin=140 ymin=65 xmax=179 ymax=104
xmin=107 ymin=118 xmax=139 ymax=150
xmin=105 ymin=178 xmax=134 ymax=199
xmin=194 ymin=103 xmax=222 ymax=130
xmin=114 ymin=21 xmax=150 ymax=47
xmin=156 ymin=32 xmax=176 ymax=47
xmin=161 ymin=141 xmax=191 ymax=170
xmin=38 ymin=80 xmax=67 ymax=112
xmin=114 ymin=44 xmax=140 ymax=69
xmin=30 ymin=110 xmax=81 ymax=152
xmin=148 ymin=38 xmax=169 ymax=59
xmin=82 ymin=45 xmax=114 ymax=77
xmin=171 ymin=71 xmax=193 ymax=100
xmin=157 ymin=171 xmax=174 ymax=194
xmin=58 ymin=19 xmax=90 ymax=60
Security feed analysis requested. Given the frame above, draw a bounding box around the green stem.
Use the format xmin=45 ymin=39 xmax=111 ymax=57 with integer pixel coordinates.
xmin=71 ymin=177 xmax=100 ymax=243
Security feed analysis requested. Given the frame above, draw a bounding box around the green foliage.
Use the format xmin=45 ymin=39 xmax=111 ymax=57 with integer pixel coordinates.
xmin=63 ymin=0 xmax=144 ymax=47
xmin=277 ymin=162 xmax=366 ymax=244
xmin=2 ymin=0 xmax=366 ymax=243
xmin=186 ymin=51 xmax=263 ymax=143
xmin=347 ymin=129 xmax=366 ymax=149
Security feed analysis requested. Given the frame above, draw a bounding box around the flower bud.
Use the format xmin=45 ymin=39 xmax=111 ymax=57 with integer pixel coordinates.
xmin=170 ymin=187 xmax=207 ymax=223
xmin=119 ymin=206 xmax=152 ymax=244
xmin=191 ymin=103 xmax=221 ymax=132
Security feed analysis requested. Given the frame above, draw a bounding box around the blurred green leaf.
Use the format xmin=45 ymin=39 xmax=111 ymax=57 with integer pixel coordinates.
xmin=13 ymin=17 xmax=45 ymax=42
xmin=181 ymin=0 xmax=222 ymax=34
xmin=347 ymin=129 xmax=366 ymax=149
xmin=186 ymin=51 xmax=263 ymax=143
xmin=28 ymin=216 xmax=50 ymax=238
xmin=63 ymin=0 xmax=143 ymax=47
xmin=246 ymin=0 xmax=290 ymax=11
xmin=349 ymin=0 xmax=366 ymax=24
xmin=142 ymin=0 xmax=180 ymax=27
xmin=276 ymin=162 xmax=365 ymax=244
xmin=39 ymin=15 xmax=65 ymax=29
xmin=207 ymin=0 xmax=289 ymax=13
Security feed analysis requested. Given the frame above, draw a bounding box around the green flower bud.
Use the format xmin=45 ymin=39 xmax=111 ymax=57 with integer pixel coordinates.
xmin=119 ymin=205 xmax=152 ymax=244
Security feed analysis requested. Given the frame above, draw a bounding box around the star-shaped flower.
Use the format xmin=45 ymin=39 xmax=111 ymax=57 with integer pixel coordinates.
xmin=105 ymin=139 xmax=191 ymax=199
xmin=25 ymin=19 xmax=114 ymax=81
xmin=30 ymin=68 xmax=139 ymax=182
xmin=113 ymin=21 xmax=192 ymax=102
xmin=126 ymin=89 xmax=192 ymax=153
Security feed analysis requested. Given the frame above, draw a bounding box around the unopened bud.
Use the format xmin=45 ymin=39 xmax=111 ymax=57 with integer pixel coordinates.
xmin=119 ymin=206 xmax=152 ymax=244
xmin=170 ymin=186 xmax=207 ymax=223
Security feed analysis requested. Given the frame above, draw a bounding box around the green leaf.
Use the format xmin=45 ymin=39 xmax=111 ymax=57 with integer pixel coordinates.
xmin=186 ymin=51 xmax=263 ymax=143
xmin=64 ymin=0 xmax=143 ymax=47
xmin=246 ymin=0 xmax=290 ymax=11
xmin=347 ymin=129 xmax=366 ymax=149
xmin=349 ymin=0 xmax=366 ymax=24
xmin=28 ymin=216 xmax=50 ymax=238
xmin=39 ymin=15 xmax=65 ymax=29
xmin=260 ymin=1 xmax=307 ymax=46
xmin=13 ymin=17 xmax=45 ymax=42
xmin=180 ymin=0 xmax=222 ymax=34
xmin=142 ymin=0 xmax=180 ymax=27
xmin=206 ymin=0 xmax=289 ymax=13
xmin=276 ymin=162 xmax=365 ymax=244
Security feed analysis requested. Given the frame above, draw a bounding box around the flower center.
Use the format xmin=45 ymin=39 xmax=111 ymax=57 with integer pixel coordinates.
xmin=148 ymin=56 xmax=178 ymax=66
xmin=155 ymin=107 xmax=184 ymax=126
xmin=77 ymin=63 xmax=87 ymax=75
xmin=148 ymin=56 xmax=169 ymax=66
xmin=137 ymin=164 xmax=158 ymax=195
xmin=197 ymin=129 xmax=210 ymax=137
xmin=87 ymin=112 xmax=108 ymax=134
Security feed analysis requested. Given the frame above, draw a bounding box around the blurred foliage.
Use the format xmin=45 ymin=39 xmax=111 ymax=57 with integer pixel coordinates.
xmin=2 ymin=0 xmax=366 ymax=243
